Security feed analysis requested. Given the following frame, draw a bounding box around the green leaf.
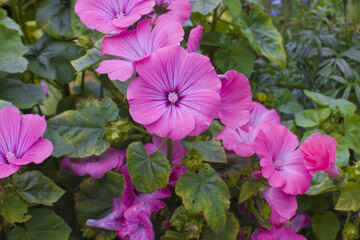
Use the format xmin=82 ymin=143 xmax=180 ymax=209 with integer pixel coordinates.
xmin=36 ymin=0 xmax=75 ymax=40
xmin=222 ymin=0 xmax=242 ymax=18
xmin=161 ymin=231 xmax=187 ymax=240
xmin=239 ymin=181 xmax=265 ymax=203
xmin=0 ymin=99 xmax=14 ymax=109
xmin=71 ymin=47 xmax=101 ymax=72
xmin=15 ymin=171 xmax=65 ymax=206
xmin=0 ymin=8 xmax=22 ymax=34
xmin=341 ymin=48 xmax=360 ymax=63
xmin=0 ymin=78 xmax=45 ymax=109
xmin=26 ymin=34 xmax=83 ymax=84
xmin=127 ymin=142 xmax=171 ymax=193
xmin=304 ymin=90 xmax=356 ymax=117
xmin=274 ymin=89 xmax=301 ymax=114
xmin=215 ymin=39 xmax=255 ymax=78
xmin=331 ymin=133 xmax=350 ymax=167
xmin=335 ymin=182 xmax=360 ymax=211
xmin=345 ymin=114 xmax=360 ymax=154
xmin=75 ymin=171 xmax=124 ymax=240
xmin=237 ymin=9 xmax=286 ymax=68
xmin=175 ymin=165 xmax=230 ymax=232
xmin=182 ymin=140 xmax=226 ymax=163
xmin=200 ymin=31 xmax=221 ymax=46
xmin=46 ymin=97 xmax=118 ymax=157
xmin=306 ymin=172 xmax=348 ymax=195
xmin=0 ymin=25 xmax=28 ymax=73
xmin=182 ymin=149 xmax=206 ymax=172
xmin=191 ymin=0 xmax=222 ymax=15
xmin=0 ymin=191 xmax=30 ymax=224
xmin=245 ymin=0 xmax=266 ymax=10
xmin=203 ymin=212 xmax=239 ymax=240
xmin=295 ymin=108 xmax=331 ymax=128
xmin=311 ymin=211 xmax=340 ymax=240
xmin=9 ymin=209 xmax=71 ymax=240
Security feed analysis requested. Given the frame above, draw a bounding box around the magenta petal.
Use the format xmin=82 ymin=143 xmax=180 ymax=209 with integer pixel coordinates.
xmin=96 ymin=60 xmax=134 ymax=81
xmin=257 ymin=226 xmax=307 ymax=240
xmin=250 ymin=102 xmax=281 ymax=126
xmin=151 ymin=21 xmax=184 ymax=50
xmin=0 ymin=106 xmax=20 ymax=156
xmin=156 ymin=0 xmax=191 ymax=25
xmin=187 ymin=25 xmax=203 ymax=53
xmin=291 ymin=212 xmax=311 ymax=232
xmin=263 ymin=187 xmax=297 ymax=226
xmin=0 ymin=162 xmax=20 ymax=178
xmin=218 ymin=71 xmax=253 ymax=129
xmin=12 ymin=139 xmax=53 ymax=165
xmin=112 ymin=13 xmax=142 ymax=28
xmin=124 ymin=203 xmax=154 ymax=240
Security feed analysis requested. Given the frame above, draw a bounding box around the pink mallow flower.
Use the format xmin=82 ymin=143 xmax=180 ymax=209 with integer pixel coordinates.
xmin=121 ymin=165 xmax=171 ymax=212
xmin=214 ymin=102 xmax=280 ymax=157
xmin=75 ymin=0 xmax=155 ymax=34
xmin=218 ymin=70 xmax=253 ymax=129
xmin=96 ymin=19 xmax=184 ymax=82
xmin=144 ymin=138 xmax=188 ymax=187
xmin=121 ymin=202 xmax=154 ymax=240
xmin=255 ymin=226 xmax=307 ymax=240
xmin=60 ymin=147 xmax=125 ymax=178
xmin=291 ymin=212 xmax=311 ymax=232
xmin=254 ymin=123 xmax=311 ymax=195
xmin=187 ymin=25 xmax=203 ymax=53
xmin=300 ymin=133 xmax=340 ymax=178
xmin=153 ymin=0 xmax=191 ymax=25
xmin=127 ymin=45 xmax=221 ymax=140
xmin=263 ymin=187 xmax=297 ymax=226
xmin=0 ymin=106 xmax=53 ymax=178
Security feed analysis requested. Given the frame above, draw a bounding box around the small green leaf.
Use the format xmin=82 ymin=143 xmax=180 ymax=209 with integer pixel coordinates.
xmin=46 ymin=97 xmax=118 ymax=157
xmin=15 ymin=171 xmax=65 ymax=206
xmin=9 ymin=209 xmax=71 ymax=240
xmin=274 ymin=89 xmax=301 ymax=114
xmin=161 ymin=231 xmax=187 ymax=240
xmin=295 ymin=108 xmax=331 ymax=128
xmin=0 ymin=8 xmax=22 ymax=34
xmin=203 ymin=212 xmax=239 ymax=240
xmin=304 ymin=90 xmax=356 ymax=117
xmin=0 ymin=191 xmax=30 ymax=224
xmin=191 ymin=0 xmax=222 ymax=15
xmin=237 ymin=9 xmax=286 ymax=68
xmin=75 ymin=171 xmax=124 ymax=240
xmin=306 ymin=172 xmax=347 ymax=195
xmin=311 ymin=211 xmax=340 ymax=240
xmin=239 ymin=181 xmax=265 ymax=203
xmin=36 ymin=0 xmax=75 ymax=40
xmin=0 ymin=99 xmax=14 ymax=109
xmin=26 ymin=34 xmax=83 ymax=84
xmin=0 ymin=25 xmax=28 ymax=73
xmin=245 ymin=0 xmax=266 ymax=10
xmin=127 ymin=142 xmax=171 ymax=193
xmin=182 ymin=149 xmax=206 ymax=172
xmin=175 ymin=165 xmax=230 ymax=232
xmin=71 ymin=47 xmax=101 ymax=72
xmin=345 ymin=114 xmax=360 ymax=154
xmin=0 ymin=78 xmax=45 ymax=109
xmin=222 ymin=0 xmax=242 ymax=18
xmin=331 ymin=133 xmax=350 ymax=167
xmin=335 ymin=182 xmax=360 ymax=211
xmin=215 ymin=39 xmax=255 ymax=78
xmin=182 ymin=140 xmax=226 ymax=163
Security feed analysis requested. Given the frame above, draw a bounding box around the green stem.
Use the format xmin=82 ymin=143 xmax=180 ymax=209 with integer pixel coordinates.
xmin=155 ymin=139 xmax=166 ymax=152
xmin=11 ymin=173 xmax=17 ymax=191
xmin=209 ymin=7 xmax=218 ymax=64
xmin=131 ymin=125 xmax=166 ymax=139
xmin=9 ymin=0 xmax=19 ymax=23
xmin=16 ymin=0 xmax=30 ymax=44
xmin=100 ymin=81 xmax=104 ymax=97
xmin=81 ymin=71 xmax=85 ymax=91
xmin=167 ymin=139 xmax=173 ymax=162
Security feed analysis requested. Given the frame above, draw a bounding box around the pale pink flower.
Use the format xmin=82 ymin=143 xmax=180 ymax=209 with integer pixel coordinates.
xmin=75 ymin=0 xmax=155 ymax=34
xmin=122 ymin=203 xmax=154 ymax=240
xmin=256 ymin=226 xmax=307 ymax=240
xmin=254 ymin=123 xmax=311 ymax=195
xmin=60 ymin=147 xmax=125 ymax=178
xmin=96 ymin=19 xmax=184 ymax=81
xmin=187 ymin=25 xmax=203 ymax=53
xmin=154 ymin=0 xmax=191 ymax=25
xmin=291 ymin=212 xmax=311 ymax=232
xmin=218 ymin=70 xmax=253 ymax=129
xmin=127 ymin=45 xmax=221 ymax=140
xmin=144 ymin=137 xmax=188 ymax=187
xmin=0 ymin=106 xmax=53 ymax=178
xmin=300 ymin=133 xmax=340 ymax=178
xmin=86 ymin=198 xmax=127 ymax=231
xmin=263 ymin=187 xmax=297 ymax=226
xmin=214 ymin=102 xmax=280 ymax=157
xmin=121 ymin=165 xmax=171 ymax=212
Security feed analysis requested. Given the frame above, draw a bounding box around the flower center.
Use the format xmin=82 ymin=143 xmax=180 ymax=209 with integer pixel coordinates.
xmin=116 ymin=11 xmax=126 ymax=18
xmin=273 ymin=159 xmax=283 ymax=170
xmin=168 ymin=92 xmax=178 ymax=104
xmin=6 ymin=152 xmax=15 ymax=163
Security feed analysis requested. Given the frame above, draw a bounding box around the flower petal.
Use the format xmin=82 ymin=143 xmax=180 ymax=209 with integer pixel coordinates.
xmin=0 ymin=162 xmax=20 ymax=178
xmin=0 ymin=107 xmax=20 ymax=157
xmin=96 ymin=60 xmax=134 ymax=81
xmin=187 ymin=25 xmax=203 ymax=53
xmin=12 ymin=139 xmax=53 ymax=165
